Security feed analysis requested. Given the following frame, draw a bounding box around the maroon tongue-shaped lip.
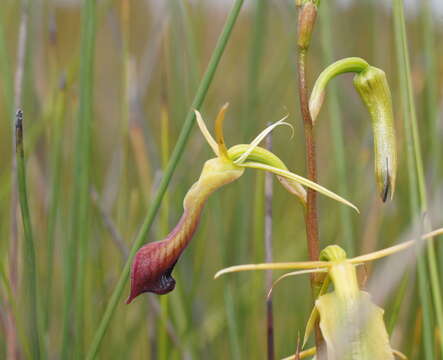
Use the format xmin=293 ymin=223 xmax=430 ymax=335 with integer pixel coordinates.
xmin=126 ymin=240 xmax=178 ymax=304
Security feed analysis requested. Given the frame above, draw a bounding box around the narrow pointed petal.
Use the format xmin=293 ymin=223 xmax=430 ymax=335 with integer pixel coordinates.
xmin=349 ymin=227 xmax=443 ymax=264
xmin=233 ymin=115 xmax=292 ymax=165
xmin=267 ymin=268 xmax=327 ymax=299
xmin=214 ymin=261 xmax=329 ymax=279
xmin=215 ymin=103 xmax=230 ymax=159
xmin=240 ymin=161 xmax=359 ymax=213
xmin=194 ymin=109 xmax=219 ymax=156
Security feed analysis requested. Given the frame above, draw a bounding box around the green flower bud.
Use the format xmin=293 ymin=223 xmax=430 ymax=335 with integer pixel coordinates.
xmin=354 ymin=67 xmax=397 ymax=202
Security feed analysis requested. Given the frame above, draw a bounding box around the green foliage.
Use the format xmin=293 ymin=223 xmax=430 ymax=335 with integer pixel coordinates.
xmin=0 ymin=1 xmax=442 ymax=359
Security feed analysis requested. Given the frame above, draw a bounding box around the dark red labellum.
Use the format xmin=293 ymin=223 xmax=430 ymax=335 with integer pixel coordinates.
xmin=126 ymin=241 xmax=178 ymax=304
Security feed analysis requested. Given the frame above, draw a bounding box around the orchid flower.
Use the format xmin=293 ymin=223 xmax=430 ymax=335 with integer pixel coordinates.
xmin=215 ymin=228 xmax=443 ymax=360
xmin=309 ymin=57 xmax=397 ymax=202
xmin=126 ymin=104 xmax=358 ymax=304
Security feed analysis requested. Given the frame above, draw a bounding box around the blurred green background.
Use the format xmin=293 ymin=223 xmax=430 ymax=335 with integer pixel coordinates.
xmin=0 ymin=0 xmax=442 ymax=359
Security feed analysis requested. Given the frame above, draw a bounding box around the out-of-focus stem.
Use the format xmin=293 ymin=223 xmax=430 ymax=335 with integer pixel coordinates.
xmin=158 ymin=86 xmax=170 ymax=360
xmin=9 ymin=1 xmax=30 ymax=358
xmin=16 ymin=110 xmax=41 ymax=359
xmin=265 ymin=128 xmax=274 ymax=360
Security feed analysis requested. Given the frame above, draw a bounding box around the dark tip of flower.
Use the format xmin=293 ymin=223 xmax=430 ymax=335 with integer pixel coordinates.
xmin=126 ymin=241 xmax=179 ymax=304
xmin=381 ymin=158 xmax=390 ymax=203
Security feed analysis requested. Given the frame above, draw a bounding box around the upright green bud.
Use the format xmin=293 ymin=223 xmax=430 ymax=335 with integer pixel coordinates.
xmin=354 ymin=67 xmax=397 ymax=202
xmin=297 ymin=2 xmax=317 ymax=50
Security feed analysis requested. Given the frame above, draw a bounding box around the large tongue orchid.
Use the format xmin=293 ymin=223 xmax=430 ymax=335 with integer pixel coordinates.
xmin=126 ymin=104 xmax=358 ymax=304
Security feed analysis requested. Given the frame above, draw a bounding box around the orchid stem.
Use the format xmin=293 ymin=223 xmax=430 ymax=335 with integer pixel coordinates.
xmin=296 ymin=4 xmax=324 ymax=358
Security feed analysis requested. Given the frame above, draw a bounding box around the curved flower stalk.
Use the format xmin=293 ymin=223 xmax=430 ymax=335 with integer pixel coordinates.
xmin=127 ymin=104 xmax=359 ymax=304
xmin=215 ymin=228 xmax=443 ymax=360
xmin=309 ymin=57 xmax=397 ymax=202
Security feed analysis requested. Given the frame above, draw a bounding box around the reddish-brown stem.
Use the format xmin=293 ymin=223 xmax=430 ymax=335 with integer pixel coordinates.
xmin=298 ymin=48 xmax=325 ymax=358
xmin=298 ymin=50 xmax=320 ymax=263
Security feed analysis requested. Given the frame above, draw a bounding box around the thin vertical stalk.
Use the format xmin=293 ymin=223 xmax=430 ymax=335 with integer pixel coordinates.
xmin=0 ymin=8 xmax=13 ymax=117
xmin=393 ymin=0 xmax=443 ymax=357
xmin=392 ymin=5 xmax=430 ymax=357
xmin=225 ymin=283 xmax=243 ymax=360
xmin=86 ymin=1 xmax=244 ymax=357
xmin=296 ymin=2 xmax=325 ymax=358
xmin=298 ymin=49 xmax=320 ymax=265
xmin=44 ymin=81 xmax=66 ymax=334
xmin=318 ymin=0 xmax=354 ymax=256
xmin=421 ymin=0 xmax=440 ymax=186
xmin=298 ymin=45 xmax=324 ymax=360
xmin=0 ymin=3 xmax=17 ymax=359
xmin=44 ymin=10 xmax=65 ymax=335
xmin=246 ymin=0 xmax=268 ymax=134
xmin=10 ymin=1 xmax=32 ymax=358
xmin=15 ymin=110 xmax=41 ymax=359
xmin=421 ymin=0 xmax=443 ymax=281
xmin=264 ymin=131 xmax=274 ymax=360
xmin=61 ymin=0 xmax=96 ymax=358
xmin=12 ymin=0 xmax=29 ymax=312
xmin=158 ymin=93 xmax=170 ymax=360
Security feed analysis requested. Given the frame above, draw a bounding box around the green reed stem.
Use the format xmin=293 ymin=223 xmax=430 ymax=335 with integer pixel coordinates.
xmin=61 ymin=0 xmax=96 ymax=358
xmin=318 ymin=0 xmax=354 ymax=256
xmin=158 ymin=99 xmax=170 ymax=360
xmin=393 ymin=0 xmax=443 ymax=357
xmin=44 ymin=14 xmax=65 ymax=334
xmin=15 ymin=110 xmax=41 ymax=359
xmin=421 ymin=0 xmax=440 ymax=186
xmin=44 ymin=83 xmax=66 ymax=333
xmin=0 ymin=14 xmax=13 ymax=119
xmin=246 ymin=0 xmax=268 ymax=134
xmin=86 ymin=1 xmax=244 ymax=357
xmin=421 ymin=0 xmax=443 ymax=281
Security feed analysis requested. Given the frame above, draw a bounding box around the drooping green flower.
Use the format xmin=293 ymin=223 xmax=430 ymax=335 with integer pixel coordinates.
xmin=309 ymin=57 xmax=397 ymax=202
